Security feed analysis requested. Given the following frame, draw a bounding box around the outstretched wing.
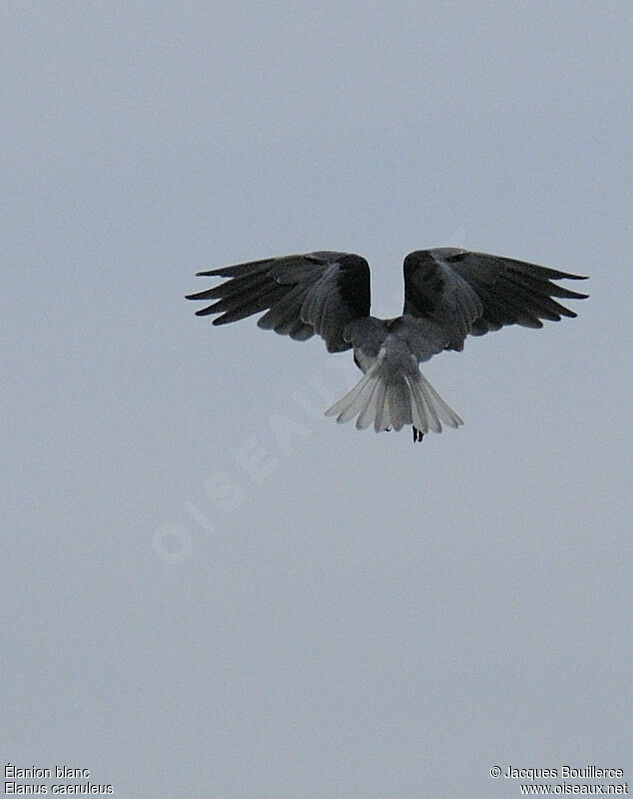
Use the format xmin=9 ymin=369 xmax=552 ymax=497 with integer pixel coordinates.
xmin=186 ymin=251 xmax=371 ymax=353
xmin=402 ymin=248 xmax=588 ymax=351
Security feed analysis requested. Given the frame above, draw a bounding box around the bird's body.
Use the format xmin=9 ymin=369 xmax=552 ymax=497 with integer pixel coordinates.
xmin=187 ymin=248 xmax=588 ymax=442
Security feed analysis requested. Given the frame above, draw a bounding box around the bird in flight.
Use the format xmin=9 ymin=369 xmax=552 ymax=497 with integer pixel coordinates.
xmin=186 ymin=248 xmax=588 ymax=442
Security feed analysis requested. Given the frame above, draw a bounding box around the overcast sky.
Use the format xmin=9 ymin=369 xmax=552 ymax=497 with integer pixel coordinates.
xmin=2 ymin=2 xmax=632 ymax=798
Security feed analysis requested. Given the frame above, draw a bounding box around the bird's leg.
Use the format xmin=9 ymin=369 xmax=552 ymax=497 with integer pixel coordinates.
xmin=412 ymin=426 xmax=425 ymax=443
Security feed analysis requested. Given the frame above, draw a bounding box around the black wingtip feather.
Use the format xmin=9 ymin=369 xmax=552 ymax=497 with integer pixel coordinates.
xmin=560 ymin=289 xmax=590 ymax=299
xmin=195 ymin=258 xmax=275 ymax=278
xmin=549 ymin=272 xmax=589 ymax=281
xmin=196 ymin=268 xmax=225 ymax=277
xmin=186 ymin=290 xmax=213 ymax=300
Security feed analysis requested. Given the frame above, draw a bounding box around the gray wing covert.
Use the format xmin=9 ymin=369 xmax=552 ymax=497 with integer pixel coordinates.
xmin=402 ymin=248 xmax=588 ymax=352
xmin=186 ymin=251 xmax=371 ymax=353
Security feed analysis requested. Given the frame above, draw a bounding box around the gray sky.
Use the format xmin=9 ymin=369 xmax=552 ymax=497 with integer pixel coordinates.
xmin=2 ymin=2 xmax=632 ymax=797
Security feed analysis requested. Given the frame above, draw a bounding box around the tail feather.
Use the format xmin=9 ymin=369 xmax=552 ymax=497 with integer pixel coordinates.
xmin=418 ymin=372 xmax=463 ymax=428
xmin=324 ymin=368 xmax=378 ymax=420
xmin=325 ymin=368 xmax=463 ymax=436
xmin=386 ymin=380 xmax=412 ymax=432
xmin=356 ymin=377 xmax=381 ymax=429
xmin=337 ymin=375 xmax=378 ymax=423
xmin=405 ymin=375 xmax=434 ymax=433
xmin=406 ymin=374 xmax=440 ymax=433
xmin=373 ymin=379 xmax=389 ymax=432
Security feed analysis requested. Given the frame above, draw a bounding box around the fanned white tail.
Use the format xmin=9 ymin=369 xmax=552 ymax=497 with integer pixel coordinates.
xmin=325 ymin=365 xmax=463 ymax=435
